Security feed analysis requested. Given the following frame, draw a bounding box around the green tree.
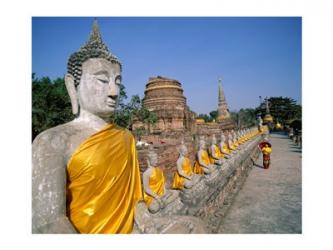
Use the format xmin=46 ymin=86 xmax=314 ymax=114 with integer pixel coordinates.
xmin=112 ymin=94 xmax=157 ymax=130
xmin=32 ymin=74 xmax=73 ymax=141
xmin=209 ymin=110 xmax=218 ymax=121
xmin=198 ymin=113 xmax=212 ymax=122
xmin=230 ymin=108 xmax=257 ymax=128
xmin=255 ymin=96 xmax=301 ymax=124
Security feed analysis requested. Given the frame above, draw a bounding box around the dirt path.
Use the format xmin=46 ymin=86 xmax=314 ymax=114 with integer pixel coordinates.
xmin=218 ymin=132 xmax=302 ymax=233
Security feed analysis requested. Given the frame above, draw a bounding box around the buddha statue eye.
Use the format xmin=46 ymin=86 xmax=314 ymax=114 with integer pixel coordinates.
xmin=96 ymin=76 xmax=109 ymax=84
xmin=115 ymin=76 xmax=121 ymax=86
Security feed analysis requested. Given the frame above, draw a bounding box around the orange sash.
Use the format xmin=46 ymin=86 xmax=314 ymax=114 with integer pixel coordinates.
xmin=67 ymin=124 xmax=142 ymax=234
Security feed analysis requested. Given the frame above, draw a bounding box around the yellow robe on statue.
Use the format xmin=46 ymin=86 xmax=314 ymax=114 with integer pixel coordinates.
xmin=193 ymin=150 xmax=210 ymax=174
xmin=172 ymin=157 xmax=193 ymax=189
xmin=222 ymin=143 xmax=230 ymax=154
xmin=66 ymin=124 xmax=142 ymax=234
xmin=228 ymin=142 xmax=236 ymax=151
xmin=209 ymin=145 xmax=223 ymax=163
xmin=238 ymin=138 xmax=245 ymax=144
xmin=143 ymin=167 xmax=165 ymax=206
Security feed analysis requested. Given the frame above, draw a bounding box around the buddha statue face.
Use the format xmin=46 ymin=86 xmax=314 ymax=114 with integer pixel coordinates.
xmin=199 ymin=138 xmax=206 ymax=150
xmin=179 ymin=145 xmax=188 ymax=156
xmin=147 ymin=151 xmax=158 ymax=167
xmin=211 ymin=135 xmax=217 ymax=145
xmin=77 ymin=58 xmax=121 ymax=118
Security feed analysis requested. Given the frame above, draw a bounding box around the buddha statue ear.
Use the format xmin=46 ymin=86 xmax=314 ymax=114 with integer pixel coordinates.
xmin=65 ymin=73 xmax=79 ymax=115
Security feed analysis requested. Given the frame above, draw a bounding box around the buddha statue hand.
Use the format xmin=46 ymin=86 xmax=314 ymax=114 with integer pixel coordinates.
xmin=203 ymin=166 xmax=212 ymax=175
xmin=216 ymin=158 xmax=223 ymax=166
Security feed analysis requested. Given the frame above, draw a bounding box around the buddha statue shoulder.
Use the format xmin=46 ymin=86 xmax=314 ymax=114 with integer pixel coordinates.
xmin=32 ymin=20 xmax=142 ymax=234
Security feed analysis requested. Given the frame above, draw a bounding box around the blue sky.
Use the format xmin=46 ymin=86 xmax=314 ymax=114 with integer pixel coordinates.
xmin=32 ymin=17 xmax=301 ymax=114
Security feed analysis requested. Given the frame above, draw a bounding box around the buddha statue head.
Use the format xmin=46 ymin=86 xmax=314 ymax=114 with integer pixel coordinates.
xmin=65 ymin=19 xmax=122 ymax=119
xmin=221 ymin=132 xmax=227 ymax=143
xmin=178 ymin=139 xmax=188 ymax=157
xmin=211 ymin=134 xmax=217 ymax=145
xmin=147 ymin=145 xmax=158 ymax=167
xmin=199 ymin=136 xmax=206 ymax=150
xmin=178 ymin=144 xmax=188 ymax=157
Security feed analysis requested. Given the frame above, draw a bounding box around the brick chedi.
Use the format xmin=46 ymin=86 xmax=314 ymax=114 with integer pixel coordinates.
xmin=143 ymin=76 xmax=194 ymax=133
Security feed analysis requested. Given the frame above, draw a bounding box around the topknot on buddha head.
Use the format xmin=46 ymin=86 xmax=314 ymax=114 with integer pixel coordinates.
xmin=67 ymin=19 xmax=122 ymax=87
xmin=177 ymin=139 xmax=187 ymax=155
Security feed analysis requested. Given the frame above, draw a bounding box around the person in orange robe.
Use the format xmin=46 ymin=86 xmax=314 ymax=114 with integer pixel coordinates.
xmin=259 ymin=139 xmax=272 ymax=169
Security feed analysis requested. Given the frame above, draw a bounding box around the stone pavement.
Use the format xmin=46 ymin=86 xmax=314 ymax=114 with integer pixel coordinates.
xmin=218 ymin=132 xmax=302 ymax=233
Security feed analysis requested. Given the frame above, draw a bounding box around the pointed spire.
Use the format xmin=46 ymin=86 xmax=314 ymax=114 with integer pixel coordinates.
xmin=265 ymin=98 xmax=270 ymax=114
xmin=218 ymin=78 xmax=225 ymax=103
xmin=67 ymin=18 xmax=121 ymax=86
xmin=88 ymin=18 xmax=103 ymax=44
xmin=217 ymin=77 xmax=230 ymax=122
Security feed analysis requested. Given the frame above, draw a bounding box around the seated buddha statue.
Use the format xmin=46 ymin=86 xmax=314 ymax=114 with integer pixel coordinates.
xmin=208 ymin=134 xmax=223 ymax=165
xmin=219 ymin=133 xmax=231 ymax=159
xmin=236 ymin=130 xmax=246 ymax=145
xmin=143 ymin=146 xmax=178 ymax=214
xmin=231 ymin=130 xmax=240 ymax=148
xmin=242 ymin=129 xmax=249 ymax=142
xmin=227 ymin=131 xmax=237 ymax=152
xmin=172 ymin=142 xmax=200 ymax=190
xmin=193 ymin=136 xmax=215 ymax=175
xmin=32 ymin=20 xmax=142 ymax=234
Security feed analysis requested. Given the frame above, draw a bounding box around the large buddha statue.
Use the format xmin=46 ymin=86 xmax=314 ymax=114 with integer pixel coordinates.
xmin=172 ymin=142 xmax=200 ymax=190
xmin=193 ymin=136 xmax=215 ymax=174
xmin=32 ymin=20 xmax=143 ymax=234
xmin=208 ymin=134 xmax=223 ymax=165
xmin=142 ymin=146 xmax=179 ymax=214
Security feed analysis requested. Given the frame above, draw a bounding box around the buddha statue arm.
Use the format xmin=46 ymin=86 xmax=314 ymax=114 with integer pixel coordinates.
xmin=32 ymin=133 xmax=77 ymax=234
xmin=176 ymin=158 xmax=191 ymax=180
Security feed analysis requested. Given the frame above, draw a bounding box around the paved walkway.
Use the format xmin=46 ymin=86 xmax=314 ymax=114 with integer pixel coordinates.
xmin=218 ymin=132 xmax=302 ymax=233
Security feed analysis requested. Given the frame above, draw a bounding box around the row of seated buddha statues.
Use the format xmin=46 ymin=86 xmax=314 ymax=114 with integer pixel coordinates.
xmin=140 ymin=127 xmax=261 ymax=215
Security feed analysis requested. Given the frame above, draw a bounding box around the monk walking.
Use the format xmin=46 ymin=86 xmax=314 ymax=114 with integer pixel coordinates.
xmin=259 ymin=139 xmax=272 ymax=169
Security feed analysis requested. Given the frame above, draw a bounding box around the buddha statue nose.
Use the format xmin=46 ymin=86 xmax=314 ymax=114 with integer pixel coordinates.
xmin=108 ymin=82 xmax=118 ymax=99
